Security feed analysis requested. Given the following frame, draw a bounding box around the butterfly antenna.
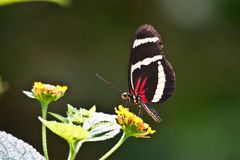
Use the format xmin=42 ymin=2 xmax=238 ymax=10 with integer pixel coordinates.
xmin=96 ymin=73 xmax=122 ymax=93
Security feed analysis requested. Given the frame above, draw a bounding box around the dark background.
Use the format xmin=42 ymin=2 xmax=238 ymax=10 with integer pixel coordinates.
xmin=0 ymin=0 xmax=240 ymax=160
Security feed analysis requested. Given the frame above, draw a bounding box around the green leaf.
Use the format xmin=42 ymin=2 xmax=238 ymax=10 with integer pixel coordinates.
xmin=23 ymin=90 xmax=35 ymax=98
xmin=0 ymin=131 xmax=44 ymax=159
xmin=39 ymin=117 xmax=89 ymax=143
xmin=49 ymin=112 xmax=68 ymax=123
xmin=67 ymin=104 xmax=78 ymax=115
xmin=88 ymin=105 xmax=97 ymax=114
xmin=0 ymin=0 xmax=71 ymax=7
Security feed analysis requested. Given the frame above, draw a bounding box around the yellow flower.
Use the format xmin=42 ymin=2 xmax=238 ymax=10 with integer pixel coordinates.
xmin=30 ymin=82 xmax=67 ymax=103
xmin=115 ymin=105 xmax=155 ymax=138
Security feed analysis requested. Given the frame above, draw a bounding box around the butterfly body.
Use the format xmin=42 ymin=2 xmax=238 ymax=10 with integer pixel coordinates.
xmin=123 ymin=24 xmax=176 ymax=122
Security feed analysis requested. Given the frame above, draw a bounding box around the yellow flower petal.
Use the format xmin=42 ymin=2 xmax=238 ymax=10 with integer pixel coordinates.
xmin=31 ymin=82 xmax=68 ymax=103
xmin=115 ymin=105 xmax=156 ymax=138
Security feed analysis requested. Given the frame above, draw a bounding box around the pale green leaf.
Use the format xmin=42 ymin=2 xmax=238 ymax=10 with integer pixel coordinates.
xmin=83 ymin=112 xmax=121 ymax=142
xmin=39 ymin=117 xmax=89 ymax=143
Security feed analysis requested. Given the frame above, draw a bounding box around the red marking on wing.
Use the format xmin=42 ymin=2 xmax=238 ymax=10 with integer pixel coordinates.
xmin=133 ymin=77 xmax=148 ymax=103
xmin=134 ymin=78 xmax=141 ymax=95
xmin=139 ymin=77 xmax=148 ymax=103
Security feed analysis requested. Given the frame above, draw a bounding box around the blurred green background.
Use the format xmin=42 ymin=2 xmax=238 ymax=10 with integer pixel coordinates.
xmin=0 ymin=0 xmax=240 ymax=160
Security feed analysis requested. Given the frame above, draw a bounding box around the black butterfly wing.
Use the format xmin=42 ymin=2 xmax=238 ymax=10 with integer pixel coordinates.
xmin=128 ymin=24 xmax=175 ymax=121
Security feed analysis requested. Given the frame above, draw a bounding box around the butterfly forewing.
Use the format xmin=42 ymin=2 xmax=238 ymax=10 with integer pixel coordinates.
xmin=128 ymin=24 xmax=175 ymax=121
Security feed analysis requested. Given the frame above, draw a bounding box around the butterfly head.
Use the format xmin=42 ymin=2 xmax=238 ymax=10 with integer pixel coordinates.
xmin=121 ymin=92 xmax=140 ymax=104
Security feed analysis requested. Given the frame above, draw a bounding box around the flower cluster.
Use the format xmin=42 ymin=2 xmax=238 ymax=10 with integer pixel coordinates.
xmin=31 ymin=82 xmax=67 ymax=103
xmin=66 ymin=105 xmax=96 ymax=125
xmin=115 ymin=105 xmax=155 ymax=138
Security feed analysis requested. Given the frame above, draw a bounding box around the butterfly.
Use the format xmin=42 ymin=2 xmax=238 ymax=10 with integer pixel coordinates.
xmin=121 ymin=24 xmax=176 ymax=122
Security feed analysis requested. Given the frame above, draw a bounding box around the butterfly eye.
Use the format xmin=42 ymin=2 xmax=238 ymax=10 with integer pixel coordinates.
xmin=121 ymin=92 xmax=130 ymax=100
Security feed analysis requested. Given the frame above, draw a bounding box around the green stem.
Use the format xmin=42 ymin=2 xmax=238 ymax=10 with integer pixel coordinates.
xmin=99 ymin=132 xmax=129 ymax=160
xmin=67 ymin=142 xmax=76 ymax=160
xmin=67 ymin=141 xmax=82 ymax=160
xmin=41 ymin=102 xmax=49 ymax=160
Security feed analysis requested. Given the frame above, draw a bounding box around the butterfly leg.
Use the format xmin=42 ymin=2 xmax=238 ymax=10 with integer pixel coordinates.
xmin=138 ymin=105 xmax=144 ymax=117
xmin=122 ymin=99 xmax=130 ymax=107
